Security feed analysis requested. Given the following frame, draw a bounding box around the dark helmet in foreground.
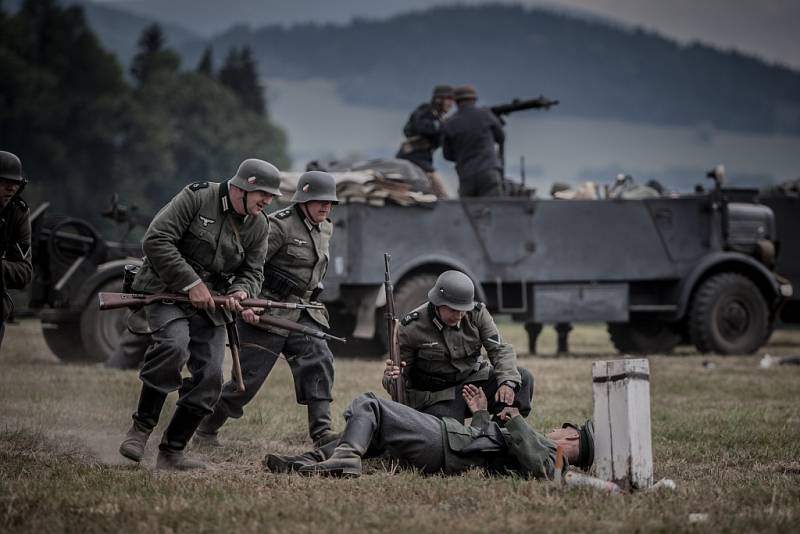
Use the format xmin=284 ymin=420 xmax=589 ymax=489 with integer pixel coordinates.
xmin=428 ymin=270 xmax=475 ymax=311
xmin=291 ymin=171 xmax=339 ymax=204
xmin=230 ymin=159 xmax=282 ymax=196
xmin=0 ymin=151 xmax=27 ymax=185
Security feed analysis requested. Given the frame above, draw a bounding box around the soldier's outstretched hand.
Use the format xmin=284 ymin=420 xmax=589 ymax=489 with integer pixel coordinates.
xmin=383 ymin=359 xmax=405 ymax=380
xmin=495 ymin=383 xmax=515 ymax=406
xmin=462 ymin=384 xmax=488 ymax=413
xmin=189 ymin=282 xmax=216 ymax=310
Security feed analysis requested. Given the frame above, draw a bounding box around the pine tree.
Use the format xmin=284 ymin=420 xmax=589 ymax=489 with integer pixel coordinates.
xmin=218 ymin=46 xmax=266 ymax=116
xmin=196 ymin=45 xmax=214 ymax=76
xmin=130 ymin=23 xmax=180 ymax=86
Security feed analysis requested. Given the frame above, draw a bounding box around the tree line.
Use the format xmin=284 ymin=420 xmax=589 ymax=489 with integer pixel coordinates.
xmin=0 ymin=0 xmax=289 ymax=225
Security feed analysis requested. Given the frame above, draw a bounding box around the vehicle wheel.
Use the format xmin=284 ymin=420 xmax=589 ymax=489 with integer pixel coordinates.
xmin=689 ymin=272 xmax=769 ymax=354
xmin=375 ymin=272 xmax=440 ymax=350
xmin=41 ymin=319 xmax=87 ymax=362
xmin=80 ymin=279 xmax=128 ymax=363
xmin=607 ymin=317 xmax=681 ymax=354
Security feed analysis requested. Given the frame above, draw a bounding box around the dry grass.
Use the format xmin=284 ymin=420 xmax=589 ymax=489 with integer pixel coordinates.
xmin=1 ymin=318 xmax=799 ymax=533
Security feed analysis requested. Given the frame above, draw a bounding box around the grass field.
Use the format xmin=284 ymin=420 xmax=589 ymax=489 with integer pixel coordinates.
xmin=1 ymin=319 xmax=799 ymax=533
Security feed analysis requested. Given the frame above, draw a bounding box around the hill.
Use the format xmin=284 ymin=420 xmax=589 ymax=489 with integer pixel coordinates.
xmin=180 ymin=4 xmax=800 ymax=135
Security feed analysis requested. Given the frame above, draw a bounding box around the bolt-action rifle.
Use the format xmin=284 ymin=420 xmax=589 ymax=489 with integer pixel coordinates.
xmin=384 ymin=253 xmax=407 ymax=404
xmin=98 ymin=292 xmax=326 ymax=312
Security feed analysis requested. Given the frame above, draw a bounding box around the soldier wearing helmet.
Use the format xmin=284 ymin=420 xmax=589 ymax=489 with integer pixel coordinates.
xmin=395 ymin=84 xmax=454 ymax=198
xmin=118 ymin=158 xmax=276 ymax=470
xmin=197 ymin=170 xmax=340 ymax=447
xmin=0 ymin=151 xmax=33 ymax=350
xmin=383 ymin=270 xmax=534 ymax=423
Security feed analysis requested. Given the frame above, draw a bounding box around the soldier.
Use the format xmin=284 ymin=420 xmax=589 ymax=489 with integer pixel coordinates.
xmin=0 ymin=151 xmax=33 ymax=350
xmin=265 ymin=386 xmax=594 ymax=479
xmin=118 ymin=159 xmax=277 ymax=470
xmin=196 ymin=171 xmax=339 ymax=447
xmin=442 ymin=85 xmax=505 ymax=197
xmin=383 ymin=270 xmax=534 ymax=423
xmin=395 ymin=84 xmax=454 ymax=198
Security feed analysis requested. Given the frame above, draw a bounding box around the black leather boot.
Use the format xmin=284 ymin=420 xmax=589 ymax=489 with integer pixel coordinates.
xmin=156 ymin=406 xmax=208 ymax=470
xmin=308 ymin=400 xmax=339 ymax=446
xmin=119 ymin=386 xmax=167 ymax=462
xmin=194 ymin=408 xmax=229 ymax=447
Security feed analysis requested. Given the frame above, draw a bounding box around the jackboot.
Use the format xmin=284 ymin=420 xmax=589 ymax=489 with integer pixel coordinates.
xmin=193 ymin=408 xmax=229 ymax=448
xmin=264 ymin=449 xmax=327 ymax=473
xmin=156 ymin=406 xmax=208 ymax=471
xmin=308 ymin=400 xmax=339 ymax=447
xmin=119 ymin=386 xmax=167 ymax=462
xmin=297 ymin=443 xmax=361 ymax=477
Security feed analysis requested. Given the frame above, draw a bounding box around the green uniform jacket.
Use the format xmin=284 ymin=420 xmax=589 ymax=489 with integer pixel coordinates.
xmin=132 ymin=181 xmax=269 ymax=327
xmin=388 ymin=302 xmax=521 ymax=409
xmin=0 ymin=197 xmax=32 ymax=320
xmin=256 ymin=204 xmax=332 ymax=336
xmin=442 ymin=410 xmax=562 ymax=479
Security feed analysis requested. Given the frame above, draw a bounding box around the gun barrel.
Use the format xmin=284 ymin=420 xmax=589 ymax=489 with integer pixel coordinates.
xmin=490 ymin=96 xmax=559 ymax=116
xmin=257 ymin=314 xmax=346 ymax=343
xmin=98 ymin=292 xmax=325 ymax=311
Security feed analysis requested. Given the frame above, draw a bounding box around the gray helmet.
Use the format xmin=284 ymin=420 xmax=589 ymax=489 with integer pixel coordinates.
xmin=0 ymin=151 xmax=26 ymax=184
xmin=428 ymin=270 xmax=475 ymax=311
xmin=453 ymin=85 xmax=478 ymax=102
xmin=432 ymin=84 xmax=454 ymax=99
xmin=230 ymin=158 xmax=282 ymax=196
xmin=291 ymin=171 xmax=339 ymax=204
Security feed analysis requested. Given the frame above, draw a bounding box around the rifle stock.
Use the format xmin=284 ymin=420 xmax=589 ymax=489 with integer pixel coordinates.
xmin=225 ymin=321 xmax=246 ymax=392
xmin=97 ymin=292 xmax=325 ymax=311
xmin=384 ymin=253 xmax=407 ymax=404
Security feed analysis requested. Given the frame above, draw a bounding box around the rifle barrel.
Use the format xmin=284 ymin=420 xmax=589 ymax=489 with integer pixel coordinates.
xmin=97 ymin=292 xmax=325 ymax=311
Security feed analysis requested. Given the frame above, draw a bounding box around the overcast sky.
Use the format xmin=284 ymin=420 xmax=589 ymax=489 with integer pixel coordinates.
xmin=96 ymin=0 xmax=800 ymax=69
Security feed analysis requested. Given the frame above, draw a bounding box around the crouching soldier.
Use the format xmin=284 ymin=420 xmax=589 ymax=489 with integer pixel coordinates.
xmin=118 ymin=159 xmax=278 ymax=470
xmin=196 ymin=171 xmax=339 ymax=447
xmin=265 ymin=386 xmax=593 ymax=479
xmin=383 ymin=270 xmax=534 ymax=423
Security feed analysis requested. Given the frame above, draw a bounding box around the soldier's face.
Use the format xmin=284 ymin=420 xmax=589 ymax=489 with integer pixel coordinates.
xmin=434 ymin=97 xmax=453 ymax=113
xmin=437 ymin=305 xmax=466 ymax=326
xmin=246 ymin=191 xmax=274 ymax=215
xmin=304 ymin=201 xmax=333 ymax=224
xmin=0 ymin=179 xmax=20 ymax=208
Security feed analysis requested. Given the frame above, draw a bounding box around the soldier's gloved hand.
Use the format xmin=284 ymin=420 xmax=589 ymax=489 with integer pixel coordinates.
xmin=223 ymin=290 xmax=247 ymax=312
xmin=241 ymin=307 xmax=262 ymax=325
xmin=495 ymin=384 xmax=515 ymax=406
xmin=462 ymin=384 xmax=488 ymax=413
xmin=383 ymin=359 xmax=405 ymax=380
xmin=189 ymin=282 xmax=216 ymax=310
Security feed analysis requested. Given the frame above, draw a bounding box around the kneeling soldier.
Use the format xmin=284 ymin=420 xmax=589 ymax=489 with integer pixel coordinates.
xmin=118 ymin=159 xmax=278 ymax=470
xmin=197 ymin=171 xmax=339 ymax=446
xmin=383 ymin=270 xmax=534 ymax=422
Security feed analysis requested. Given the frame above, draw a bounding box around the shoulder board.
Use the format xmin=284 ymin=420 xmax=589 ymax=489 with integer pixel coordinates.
xmin=274 ymin=208 xmax=293 ymax=220
xmin=473 ymin=302 xmax=484 ymax=311
xmin=12 ymin=197 xmax=28 ymax=211
xmin=189 ymin=181 xmax=209 ymax=192
xmin=401 ymin=311 xmax=420 ymax=326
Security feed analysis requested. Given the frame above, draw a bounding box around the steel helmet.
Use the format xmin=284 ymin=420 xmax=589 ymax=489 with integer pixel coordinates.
xmin=230 ymin=158 xmax=282 ymax=196
xmin=291 ymin=171 xmax=339 ymax=204
xmin=428 ymin=270 xmax=475 ymax=311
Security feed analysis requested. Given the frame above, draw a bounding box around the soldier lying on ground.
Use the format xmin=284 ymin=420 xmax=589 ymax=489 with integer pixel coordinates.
xmin=382 ymin=270 xmax=534 ymax=423
xmin=264 ymin=385 xmax=593 ymax=479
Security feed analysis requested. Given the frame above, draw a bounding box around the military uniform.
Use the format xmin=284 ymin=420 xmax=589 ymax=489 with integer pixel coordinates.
xmin=396 ymin=103 xmax=450 ymax=198
xmin=119 ymin=158 xmax=278 ymax=470
xmin=292 ymin=393 xmax=569 ymax=479
xmin=201 ymin=172 xmax=338 ymax=444
xmin=0 ymin=151 xmax=32 ymax=349
xmin=442 ymin=87 xmax=505 ymax=197
xmin=0 ymin=196 xmax=32 ymax=347
xmin=386 ymin=301 xmax=533 ymax=422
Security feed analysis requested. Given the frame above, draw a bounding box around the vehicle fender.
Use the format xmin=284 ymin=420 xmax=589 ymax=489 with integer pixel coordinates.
xmin=374 ymin=253 xmax=487 ymax=308
xmin=675 ymin=252 xmax=781 ymax=319
xmin=72 ymin=257 xmax=143 ymax=310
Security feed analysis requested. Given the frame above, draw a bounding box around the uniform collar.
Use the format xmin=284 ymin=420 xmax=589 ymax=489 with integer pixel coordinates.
xmin=428 ymin=302 xmax=460 ymax=331
xmin=296 ymin=203 xmax=320 ymax=232
xmin=220 ymin=180 xmax=232 ymax=213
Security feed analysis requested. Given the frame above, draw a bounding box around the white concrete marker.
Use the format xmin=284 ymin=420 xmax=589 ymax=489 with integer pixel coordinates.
xmin=592 ymin=358 xmax=653 ymax=491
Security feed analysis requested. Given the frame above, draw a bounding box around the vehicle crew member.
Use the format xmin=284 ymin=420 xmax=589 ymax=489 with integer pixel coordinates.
xmin=442 ymin=85 xmax=505 ymax=197
xmin=0 ymin=151 xmax=33 ymax=350
xmin=265 ymin=386 xmax=594 ymax=479
xmin=395 ymin=84 xmax=454 ymax=198
xmin=383 ymin=270 xmax=534 ymax=423
xmin=197 ymin=171 xmax=339 ymax=447
xmin=118 ymin=158 xmax=277 ymax=470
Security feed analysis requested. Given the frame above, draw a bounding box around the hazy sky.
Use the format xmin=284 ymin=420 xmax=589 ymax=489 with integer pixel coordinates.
xmin=97 ymin=0 xmax=800 ymax=69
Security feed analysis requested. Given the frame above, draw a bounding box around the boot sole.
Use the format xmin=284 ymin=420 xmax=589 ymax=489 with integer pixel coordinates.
xmin=299 ymin=466 xmax=361 ymax=478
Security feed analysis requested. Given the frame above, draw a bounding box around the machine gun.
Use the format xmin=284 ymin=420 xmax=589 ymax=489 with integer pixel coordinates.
xmin=384 ymin=253 xmax=407 ymax=404
xmin=490 ymin=96 xmax=559 ymax=125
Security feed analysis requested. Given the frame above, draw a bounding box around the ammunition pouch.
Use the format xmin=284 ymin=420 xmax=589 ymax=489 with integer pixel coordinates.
xmin=264 ymin=266 xmax=312 ymax=300
xmin=122 ymin=264 xmax=139 ymax=294
xmin=187 ymin=259 xmax=234 ymax=293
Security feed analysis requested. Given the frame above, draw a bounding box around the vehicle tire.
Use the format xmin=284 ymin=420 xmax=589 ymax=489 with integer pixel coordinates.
xmin=607 ymin=317 xmax=682 ymax=354
xmin=41 ymin=319 xmax=87 ymax=362
xmin=688 ymin=272 xmax=769 ymax=355
xmin=79 ymin=278 xmax=128 ymax=363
